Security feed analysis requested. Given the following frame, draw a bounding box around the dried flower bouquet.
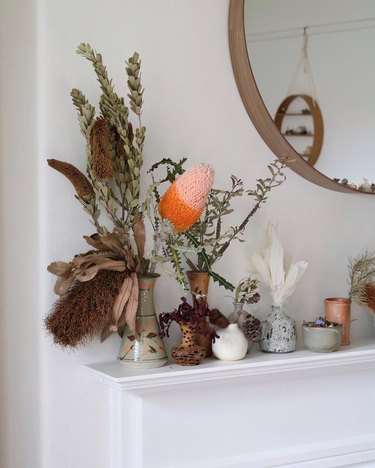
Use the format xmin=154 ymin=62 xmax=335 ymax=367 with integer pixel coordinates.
xmin=158 ymin=160 xmax=287 ymax=291
xmin=251 ymin=223 xmax=308 ymax=307
xmin=46 ymin=44 xmax=203 ymax=348
xmin=46 ymin=44 xmax=151 ymax=347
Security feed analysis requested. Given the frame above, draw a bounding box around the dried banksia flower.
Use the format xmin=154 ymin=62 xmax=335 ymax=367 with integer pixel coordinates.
xmin=209 ymin=308 xmax=229 ymax=328
xmin=45 ymin=270 xmax=128 ymax=348
xmin=127 ymin=122 xmax=134 ymax=144
xmin=47 ymin=159 xmax=94 ymax=201
xmin=90 ymin=117 xmax=113 ymax=179
xmin=159 ymin=163 xmax=214 ymax=232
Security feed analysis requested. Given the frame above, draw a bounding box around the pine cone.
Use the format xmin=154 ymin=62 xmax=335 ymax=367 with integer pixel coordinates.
xmin=241 ymin=312 xmax=261 ymax=342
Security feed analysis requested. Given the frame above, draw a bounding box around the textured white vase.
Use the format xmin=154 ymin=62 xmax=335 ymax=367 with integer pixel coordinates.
xmin=212 ymin=324 xmax=248 ymax=361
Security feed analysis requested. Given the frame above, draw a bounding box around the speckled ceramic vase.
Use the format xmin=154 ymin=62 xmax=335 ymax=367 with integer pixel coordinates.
xmin=260 ymin=305 xmax=296 ymax=353
xmin=117 ymin=275 xmax=168 ymax=368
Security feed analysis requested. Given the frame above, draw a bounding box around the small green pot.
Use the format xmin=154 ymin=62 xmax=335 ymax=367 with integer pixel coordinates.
xmin=302 ymin=324 xmax=342 ymax=353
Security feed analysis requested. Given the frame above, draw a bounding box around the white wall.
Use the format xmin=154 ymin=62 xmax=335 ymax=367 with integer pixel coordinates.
xmin=0 ymin=0 xmax=41 ymax=467
xmin=1 ymin=1 xmax=375 ymax=467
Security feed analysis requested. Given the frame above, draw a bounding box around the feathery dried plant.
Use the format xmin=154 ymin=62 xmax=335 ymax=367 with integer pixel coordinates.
xmin=348 ymin=251 xmax=375 ymax=314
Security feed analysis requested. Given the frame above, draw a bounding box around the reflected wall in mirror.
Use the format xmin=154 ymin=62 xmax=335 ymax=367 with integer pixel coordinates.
xmin=229 ymin=0 xmax=375 ymax=194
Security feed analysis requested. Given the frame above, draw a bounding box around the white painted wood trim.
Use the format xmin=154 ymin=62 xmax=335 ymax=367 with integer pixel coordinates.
xmin=173 ymin=433 xmax=375 ymax=468
xmin=84 ymin=338 xmax=375 ymax=394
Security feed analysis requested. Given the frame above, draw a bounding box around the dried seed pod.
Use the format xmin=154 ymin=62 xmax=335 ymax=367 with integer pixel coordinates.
xmin=241 ymin=312 xmax=261 ymax=342
xmin=209 ymin=308 xmax=229 ymax=329
xmin=47 ymin=159 xmax=94 ymax=201
xmin=90 ymin=117 xmax=113 ymax=179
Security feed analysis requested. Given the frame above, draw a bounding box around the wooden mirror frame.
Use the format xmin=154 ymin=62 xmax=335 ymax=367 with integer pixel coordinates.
xmin=228 ymin=0 xmax=369 ymax=194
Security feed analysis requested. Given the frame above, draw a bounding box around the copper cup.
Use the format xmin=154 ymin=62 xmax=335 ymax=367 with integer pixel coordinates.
xmin=324 ymin=297 xmax=351 ymax=345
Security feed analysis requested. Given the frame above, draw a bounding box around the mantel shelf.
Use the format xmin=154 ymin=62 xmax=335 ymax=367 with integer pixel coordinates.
xmin=84 ymin=338 xmax=375 ymax=394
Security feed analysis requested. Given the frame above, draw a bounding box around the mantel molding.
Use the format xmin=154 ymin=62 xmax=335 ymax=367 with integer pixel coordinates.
xmin=84 ymin=338 xmax=375 ymax=394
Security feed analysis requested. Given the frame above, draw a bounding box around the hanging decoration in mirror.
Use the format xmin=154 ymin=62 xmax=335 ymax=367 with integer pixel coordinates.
xmin=274 ymin=28 xmax=324 ymax=166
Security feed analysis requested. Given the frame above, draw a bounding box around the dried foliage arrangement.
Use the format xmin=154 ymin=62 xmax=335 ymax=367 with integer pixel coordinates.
xmin=348 ymin=252 xmax=375 ymax=314
xmin=45 ymin=44 xmax=216 ymax=348
xmin=45 ymin=44 xmax=167 ymax=347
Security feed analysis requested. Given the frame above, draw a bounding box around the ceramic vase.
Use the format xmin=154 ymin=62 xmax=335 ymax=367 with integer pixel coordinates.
xmin=117 ymin=275 xmax=168 ymax=368
xmin=171 ymin=322 xmax=205 ymax=366
xmin=324 ymin=297 xmax=351 ymax=345
xmin=228 ymin=302 xmax=259 ymax=352
xmin=212 ymin=323 xmax=248 ymax=361
xmin=260 ymin=305 xmax=296 ymax=353
xmin=187 ymin=270 xmax=212 ymax=357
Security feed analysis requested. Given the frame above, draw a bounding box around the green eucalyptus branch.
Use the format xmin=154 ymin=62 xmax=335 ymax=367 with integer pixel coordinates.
xmin=212 ymin=159 xmax=286 ymax=264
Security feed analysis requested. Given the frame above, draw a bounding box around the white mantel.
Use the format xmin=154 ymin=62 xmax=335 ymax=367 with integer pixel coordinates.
xmin=85 ymin=340 xmax=375 ymax=468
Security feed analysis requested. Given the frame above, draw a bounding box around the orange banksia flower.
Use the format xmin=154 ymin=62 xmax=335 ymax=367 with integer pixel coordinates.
xmin=47 ymin=159 xmax=94 ymax=201
xmin=159 ymin=163 xmax=214 ymax=232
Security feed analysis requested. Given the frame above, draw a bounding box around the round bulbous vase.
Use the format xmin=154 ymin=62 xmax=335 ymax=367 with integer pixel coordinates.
xmin=171 ymin=322 xmax=206 ymax=366
xmin=260 ymin=305 xmax=296 ymax=353
xmin=117 ymin=275 xmax=168 ymax=369
xmin=212 ymin=323 xmax=248 ymax=361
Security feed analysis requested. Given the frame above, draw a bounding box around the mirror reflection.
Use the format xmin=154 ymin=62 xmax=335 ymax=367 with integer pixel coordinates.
xmin=245 ymin=0 xmax=375 ymax=188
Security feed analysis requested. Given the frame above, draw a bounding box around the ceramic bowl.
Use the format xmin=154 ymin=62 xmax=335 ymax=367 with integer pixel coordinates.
xmin=302 ymin=324 xmax=342 ymax=353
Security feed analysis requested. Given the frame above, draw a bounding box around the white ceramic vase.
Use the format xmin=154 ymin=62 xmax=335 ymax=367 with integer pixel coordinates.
xmin=212 ymin=324 xmax=248 ymax=361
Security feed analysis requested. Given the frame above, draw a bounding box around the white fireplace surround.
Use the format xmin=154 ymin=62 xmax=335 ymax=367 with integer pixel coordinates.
xmin=85 ymin=339 xmax=375 ymax=468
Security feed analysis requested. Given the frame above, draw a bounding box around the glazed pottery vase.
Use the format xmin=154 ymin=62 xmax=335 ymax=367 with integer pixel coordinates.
xmin=324 ymin=297 xmax=351 ymax=345
xmin=117 ymin=275 xmax=167 ymax=368
xmin=187 ymin=270 xmax=212 ymax=357
xmin=212 ymin=323 xmax=248 ymax=361
xmin=171 ymin=322 xmax=205 ymax=366
xmin=302 ymin=324 xmax=342 ymax=353
xmin=260 ymin=305 xmax=296 ymax=353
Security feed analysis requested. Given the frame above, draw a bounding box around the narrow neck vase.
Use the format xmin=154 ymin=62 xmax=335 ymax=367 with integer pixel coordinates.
xmin=117 ymin=274 xmax=167 ymax=368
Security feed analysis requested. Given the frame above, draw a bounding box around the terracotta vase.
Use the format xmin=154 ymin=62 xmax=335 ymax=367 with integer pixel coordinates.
xmin=171 ymin=322 xmax=205 ymax=366
xmin=187 ymin=270 xmax=212 ymax=357
xmin=117 ymin=274 xmax=168 ymax=368
xmin=324 ymin=297 xmax=351 ymax=345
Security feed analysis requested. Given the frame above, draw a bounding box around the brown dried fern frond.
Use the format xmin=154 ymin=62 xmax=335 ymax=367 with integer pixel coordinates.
xmin=47 ymin=159 xmax=94 ymax=200
xmin=90 ymin=117 xmax=113 ymax=179
xmin=44 ymin=269 xmax=128 ymax=348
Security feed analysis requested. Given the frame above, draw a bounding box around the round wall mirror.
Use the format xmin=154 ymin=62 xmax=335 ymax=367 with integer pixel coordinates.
xmin=229 ymin=0 xmax=375 ymax=194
